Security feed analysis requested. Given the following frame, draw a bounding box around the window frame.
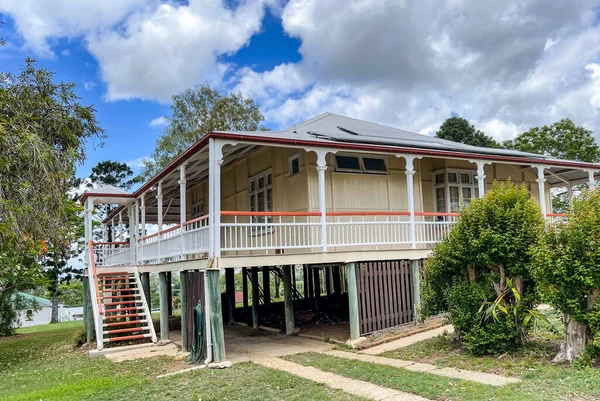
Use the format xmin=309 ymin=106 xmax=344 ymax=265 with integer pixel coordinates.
xmin=288 ymin=153 xmax=301 ymax=177
xmin=248 ymin=169 xmax=274 ymax=234
xmin=333 ymin=154 xmax=388 ymax=175
xmin=432 ymin=168 xmax=478 ymax=213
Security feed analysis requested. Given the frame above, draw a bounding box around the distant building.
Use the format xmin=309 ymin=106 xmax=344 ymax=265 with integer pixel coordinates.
xmin=15 ymin=292 xmax=84 ymax=327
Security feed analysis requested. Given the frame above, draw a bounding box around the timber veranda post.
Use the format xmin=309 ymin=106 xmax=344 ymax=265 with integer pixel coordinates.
xmin=346 ymin=262 xmax=361 ymax=341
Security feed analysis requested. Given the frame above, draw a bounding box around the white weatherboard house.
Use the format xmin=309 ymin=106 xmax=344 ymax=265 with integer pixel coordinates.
xmin=81 ymin=113 xmax=600 ymax=362
xmin=15 ymin=293 xmax=84 ymax=327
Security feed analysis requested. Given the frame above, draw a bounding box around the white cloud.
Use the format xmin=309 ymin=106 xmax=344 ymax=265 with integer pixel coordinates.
xmin=125 ymin=156 xmax=148 ymax=170
xmin=231 ymin=0 xmax=600 ymax=141
xmin=149 ymin=116 xmax=167 ymax=128
xmin=86 ymin=0 xmax=275 ymax=102
xmin=3 ymin=0 xmax=600 ymax=142
xmin=0 ymin=0 xmax=147 ymax=57
xmin=83 ymin=81 xmax=96 ymax=91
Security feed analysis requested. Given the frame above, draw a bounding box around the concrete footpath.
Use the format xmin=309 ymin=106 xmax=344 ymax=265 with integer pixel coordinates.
xmin=325 ymin=350 xmax=520 ymax=386
xmin=361 ymin=326 xmax=453 ymax=355
xmin=256 ymin=356 xmax=430 ymax=401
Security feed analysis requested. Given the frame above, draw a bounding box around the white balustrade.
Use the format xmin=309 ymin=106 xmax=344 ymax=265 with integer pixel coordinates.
xmin=221 ymin=214 xmax=321 ymax=251
xmin=415 ymin=216 xmax=457 ymax=244
xmin=326 ymin=214 xmax=411 ymax=248
xmin=92 ymin=242 xmax=131 ymax=267
xmin=182 ymin=216 xmax=210 ymax=255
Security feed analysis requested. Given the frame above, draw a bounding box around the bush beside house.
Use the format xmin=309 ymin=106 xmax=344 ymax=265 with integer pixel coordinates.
xmin=422 ymin=181 xmax=545 ymax=355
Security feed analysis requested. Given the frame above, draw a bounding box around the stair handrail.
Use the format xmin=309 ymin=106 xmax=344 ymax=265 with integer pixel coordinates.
xmin=134 ymin=266 xmax=158 ymax=343
xmin=88 ymin=241 xmax=103 ymax=316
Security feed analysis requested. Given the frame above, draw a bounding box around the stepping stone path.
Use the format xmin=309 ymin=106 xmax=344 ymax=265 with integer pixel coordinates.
xmin=361 ymin=326 xmax=453 ymax=355
xmin=255 ymin=356 xmax=430 ymax=401
xmin=325 ymin=350 xmax=520 ymax=387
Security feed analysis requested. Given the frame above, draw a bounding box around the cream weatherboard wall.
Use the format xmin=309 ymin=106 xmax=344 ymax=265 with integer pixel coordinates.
xmin=419 ymin=158 xmax=552 ymax=213
xmin=185 ymin=145 xmax=552 ymax=256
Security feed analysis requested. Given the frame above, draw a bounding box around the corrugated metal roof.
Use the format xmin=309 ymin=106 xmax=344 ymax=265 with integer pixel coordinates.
xmin=215 ymin=112 xmax=550 ymax=160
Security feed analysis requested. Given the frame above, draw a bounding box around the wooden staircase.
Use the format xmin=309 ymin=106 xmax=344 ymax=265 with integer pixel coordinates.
xmin=95 ymin=269 xmax=157 ymax=348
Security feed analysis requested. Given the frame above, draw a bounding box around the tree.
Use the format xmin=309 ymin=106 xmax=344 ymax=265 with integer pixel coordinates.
xmin=41 ymin=196 xmax=85 ymax=322
xmin=89 ymin=160 xmax=139 ymax=190
xmin=0 ymin=59 xmax=103 ymax=335
xmin=532 ymin=189 xmax=600 ymax=363
xmin=504 ymin=119 xmax=600 ymax=162
xmin=142 ymin=85 xmax=265 ymax=178
xmin=436 ymin=117 xmax=501 ymax=149
xmin=53 ymin=280 xmax=84 ymax=306
xmin=422 ymin=181 xmax=545 ymax=354
xmin=505 ymin=119 xmax=600 ymax=213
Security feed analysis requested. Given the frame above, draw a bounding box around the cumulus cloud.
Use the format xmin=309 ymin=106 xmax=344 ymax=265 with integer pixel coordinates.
xmin=3 ymin=0 xmax=600 ymax=141
xmin=149 ymin=116 xmax=168 ymax=128
xmin=234 ymin=0 xmax=600 ymax=140
xmin=87 ymin=0 xmax=274 ymax=102
xmin=0 ymin=0 xmax=147 ymax=57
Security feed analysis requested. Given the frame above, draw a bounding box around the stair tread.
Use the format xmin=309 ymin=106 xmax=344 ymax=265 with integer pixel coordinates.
xmin=104 ymin=313 xmax=145 ymax=320
xmin=104 ymin=307 xmax=144 ymax=313
xmin=104 ymin=300 xmax=142 ymax=306
xmin=106 ymin=327 xmax=149 ymax=334
xmin=104 ymin=320 xmax=147 ymax=327
xmin=102 ymin=294 xmax=139 ymax=300
xmin=105 ymin=334 xmax=151 ymax=342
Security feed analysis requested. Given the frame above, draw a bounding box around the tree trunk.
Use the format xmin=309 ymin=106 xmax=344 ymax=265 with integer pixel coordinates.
xmin=553 ymin=313 xmax=590 ymax=363
xmin=50 ymin=274 xmax=59 ymax=323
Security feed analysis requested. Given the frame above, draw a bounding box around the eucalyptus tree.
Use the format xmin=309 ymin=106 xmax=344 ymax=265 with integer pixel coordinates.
xmin=142 ymin=85 xmax=265 ymax=179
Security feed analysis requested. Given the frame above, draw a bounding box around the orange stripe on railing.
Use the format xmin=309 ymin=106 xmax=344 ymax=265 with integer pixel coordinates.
xmin=138 ymin=215 xmax=210 ymax=242
xmin=182 ymin=214 xmax=210 ymax=226
xmin=220 ymin=211 xmax=320 ymax=217
xmin=93 ymin=241 xmax=130 ymax=246
xmin=547 ymin=213 xmax=567 ymax=217
xmin=88 ymin=241 xmax=103 ymax=316
xmin=415 ymin=212 xmax=460 ymax=217
xmin=220 ymin=210 xmax=458 ymax=217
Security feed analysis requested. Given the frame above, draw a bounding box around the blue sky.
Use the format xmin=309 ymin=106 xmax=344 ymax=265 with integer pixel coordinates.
xmin=1 ymin=0 xmax=600 ymax=181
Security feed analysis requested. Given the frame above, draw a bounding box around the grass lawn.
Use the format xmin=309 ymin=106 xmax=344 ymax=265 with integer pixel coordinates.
xmin=285 ymin=330 xmax=600 ymax=401
xmin=2 ymin=322 xmax=364 ymax=401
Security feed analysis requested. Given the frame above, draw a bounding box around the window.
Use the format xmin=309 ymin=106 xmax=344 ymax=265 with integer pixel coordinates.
xmin=335 ymin=155 xmax=362 ymax=171
xmin=289 ymin=153 xmax=301 ymax=176
xmin=26 ymin=309 xmax=33 ymax=321
xmin=334 ymin=154 xmax=387 ymax=174
xmin=433 ymin=169 xmax=478 ymax=213
xmin=248 ymin=170 xmax=273 ymax=227
xmin=191 ymin=201 xmax=204 ymax=219
xmin=362 ymin=157 xmax=387 ymax=173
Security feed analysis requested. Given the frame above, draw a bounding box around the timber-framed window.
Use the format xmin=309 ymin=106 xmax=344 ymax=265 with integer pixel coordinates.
xmin=433 ymin=169 xmax=479 ymax=213
xmin=289 ymin=153 xmax=301 ymax=176
xmin=334 ymin=154 xmax=387 ymax=174
xmin=248 ymin=169 xmax=273 ymax=230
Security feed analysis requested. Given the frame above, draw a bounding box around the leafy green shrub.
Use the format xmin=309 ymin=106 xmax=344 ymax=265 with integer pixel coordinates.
xmin=422 ymin=181 xmax=545 ymax=354
xmin=532 ymin=189 xmax=600 ymax=363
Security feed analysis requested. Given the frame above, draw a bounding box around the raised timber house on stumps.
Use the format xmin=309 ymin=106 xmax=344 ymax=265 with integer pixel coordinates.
xmin=81 ymin=112 xmax=600 ymax=361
